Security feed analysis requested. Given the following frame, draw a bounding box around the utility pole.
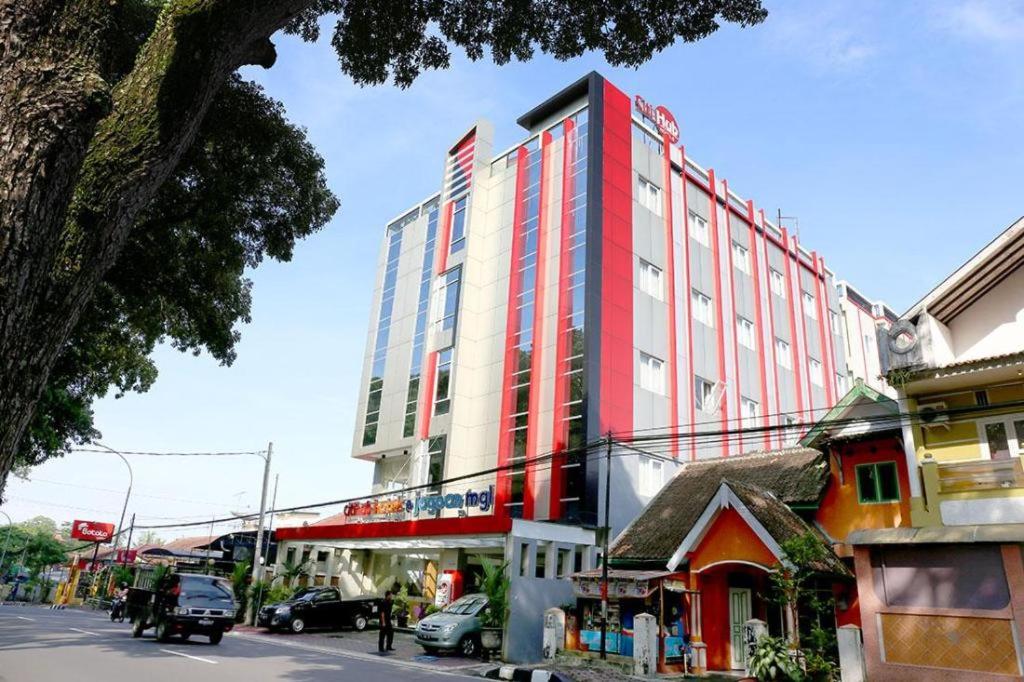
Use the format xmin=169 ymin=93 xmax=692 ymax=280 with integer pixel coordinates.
xmin=599 ymin=434 xmax=613 ymax=660
xmin=247 ymin=442 xmax=272 ymax=624
xmin=122 ymin=514 xmax=135 ymax=567
xmin=253 ymin=474 xmax=279 ymax=618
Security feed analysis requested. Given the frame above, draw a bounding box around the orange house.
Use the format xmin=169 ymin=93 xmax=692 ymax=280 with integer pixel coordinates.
xmin=600 ymin=381 xmax=915 ymax=674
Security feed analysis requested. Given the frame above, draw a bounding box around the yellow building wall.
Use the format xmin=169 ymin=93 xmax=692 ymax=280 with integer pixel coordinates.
xmin=915 ymin=382 xmax=1024 ymax=463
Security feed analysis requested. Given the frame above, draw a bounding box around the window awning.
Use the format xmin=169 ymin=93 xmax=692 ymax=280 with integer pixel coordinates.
xmin=848 ymin=524 xmax=1024 ymax=545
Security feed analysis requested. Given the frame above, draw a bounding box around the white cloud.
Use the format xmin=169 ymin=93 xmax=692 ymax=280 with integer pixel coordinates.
xmin=762 ymin=2 xmax=880 ymax=73
xmin=936 ymin=0 xmax=1024 ymax=43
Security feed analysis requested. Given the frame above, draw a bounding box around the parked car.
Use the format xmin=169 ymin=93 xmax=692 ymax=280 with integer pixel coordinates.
xmin=414 ymin=593 xmax=489 ymax=657
xmin=257 ymin=586 xmax=381 ymax=634
xmin=127 ymin=572 xmax=237 ymax=644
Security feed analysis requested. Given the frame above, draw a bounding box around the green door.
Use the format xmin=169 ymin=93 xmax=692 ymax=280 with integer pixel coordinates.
xmin=729 ymin=588 xmax=752 ymax=669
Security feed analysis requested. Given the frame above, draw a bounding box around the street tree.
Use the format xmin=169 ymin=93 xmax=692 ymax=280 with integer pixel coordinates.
xmin=0 ymin=0 xmax=768 ymax=495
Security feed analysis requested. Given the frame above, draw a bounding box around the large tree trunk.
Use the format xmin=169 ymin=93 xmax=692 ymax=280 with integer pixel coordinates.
xmin=0 ymin=0 xmax=310 ymax=497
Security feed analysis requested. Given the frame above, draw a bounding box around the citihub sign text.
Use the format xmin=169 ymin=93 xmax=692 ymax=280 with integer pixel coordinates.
xmin=634 ymin=95 xmax=679 ymax=144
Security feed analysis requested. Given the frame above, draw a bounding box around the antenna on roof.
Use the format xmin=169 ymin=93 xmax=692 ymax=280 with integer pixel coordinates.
xmin=777 ymin=209 xmax=800 ymax=240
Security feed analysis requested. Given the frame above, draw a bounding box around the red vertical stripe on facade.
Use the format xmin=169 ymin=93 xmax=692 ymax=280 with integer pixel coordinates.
xmin=747 ymin=202 xmax=771 ymax=450
xmin=550 ymin=118 xmax=575 ymax=520
xmin=680 ymin=147 xmax=697 ymax=460
xmin=811 ymin=251 xmax=835 ymax=407
xmin=496 ymin=147 xmax=530 ymax=515
xmin=791 ymin=235 xmax=815 ymax=416
xmin=436 ymin=200 xmax=455 ymax=274
xmin=523 ymin=132 xmax=552 ymax=520
xmin=418 ymin=350 xmax=438 ymax=440
xmin=598 ymin=81 xmax=634 ymax=436
xmin=819 ymin=255 xmax=842 ymax=402
xmin=707 ymin=169 xmax=730 ymax=457
xmin=760 ymin=211 xmax=783 ymax=448
xmin=781 ymin=228 xmax=805 ymax=427
xmin=723 ymin=180 xmax=743 ymax=453
xmin=661 ymin=138 xmax=679 ymax=458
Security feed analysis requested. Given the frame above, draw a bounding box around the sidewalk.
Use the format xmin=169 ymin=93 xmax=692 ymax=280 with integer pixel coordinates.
xmin=231 ymin=624 xmax=487 ymax=674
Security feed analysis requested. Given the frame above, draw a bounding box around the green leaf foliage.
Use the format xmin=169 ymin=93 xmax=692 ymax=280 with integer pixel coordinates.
xmin=15 ymin=74 xmax=338 ymax=470
xmin=478 ymin=555 xmax=509 ymax=628
xmin=286 ymin=1 xmax=768 ymax=88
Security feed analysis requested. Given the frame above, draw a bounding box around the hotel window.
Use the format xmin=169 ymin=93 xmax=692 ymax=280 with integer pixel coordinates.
xmin=433 ymin=348 xmax=453 ymax=415
xmin=689 ymin=211 xmax=709 ymax=247
xmin=769 ymin=269 xmax=786 ymax=298
xmin=732 ymin=242 xmax=751 ymax=275
xmin=776 ymin=338 xmax=792 ymax=369
xmin=639 ymin=457 xmax=664 ymax=497
xmin=809 ymin=358 xmax=824 ymax=386
xmin=632 ymin=121 xmax=664 ymax=154
xmin=977 ymin=415 xmax=1024 ymax=461
xmin=856 ymin=462 xmax=899 ymax=504
xmin=438 ymin=267 xmax=462 ymax=332
xmin=637 ymin=177 xmax=662 ymax=216
xmin=694 ymin=376 xmax=715 ymax=413
xmin=829 ymin=310 xmax=841 ymax=335
xmin=736 ymin=316 xmax=756 ymax=350
xmin=362 ymin=223 xmax=405 ymax=446
xmin=426 ymin=435 xmax=447 ymax=495
xmin=691 ymin=289 xmax=714 ymax=327
xmin=639 ymin=353 xmax=665 ymax=395
xmin=449 ymin=196 xmax=468 ymax=254
xmin=836 ymin=372 xmax=848 ymax=395
xmin=741 ymin=397 xmax=759 ymax=429
xmin=803 ymin=291 xmax=817 ymax=319
xmin=638 ymin=259 xmax=664 ymax=301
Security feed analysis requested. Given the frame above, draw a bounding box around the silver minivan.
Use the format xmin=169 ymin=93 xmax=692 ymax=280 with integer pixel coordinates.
xmin=414 ymin=593 xmax=489 ymax=657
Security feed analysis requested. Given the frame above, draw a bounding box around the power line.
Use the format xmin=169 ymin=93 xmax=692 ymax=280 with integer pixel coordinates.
xmin=71 ymin=448 xmax=266 ymax=457
xmin=105 ymin=398 xmax=1024 ymax=532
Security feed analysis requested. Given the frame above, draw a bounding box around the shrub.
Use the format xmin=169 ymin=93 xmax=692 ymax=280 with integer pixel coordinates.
xmin=749 ymin=635 xmax=802 ymax=682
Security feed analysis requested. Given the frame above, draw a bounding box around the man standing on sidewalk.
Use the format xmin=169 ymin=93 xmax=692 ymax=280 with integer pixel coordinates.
xmin=378 ymin=591 xmax=395 ymax=653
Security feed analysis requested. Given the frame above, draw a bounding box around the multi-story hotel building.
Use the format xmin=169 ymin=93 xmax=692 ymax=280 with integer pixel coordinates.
xmin=274 ymin=73 xmax=893 ymax=661
xmin=351 ymin=72 xmax=887 ymax=530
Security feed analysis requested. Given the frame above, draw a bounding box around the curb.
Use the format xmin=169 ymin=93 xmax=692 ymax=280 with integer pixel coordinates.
xmin=481 ymin=665 xmax=574 ymax=682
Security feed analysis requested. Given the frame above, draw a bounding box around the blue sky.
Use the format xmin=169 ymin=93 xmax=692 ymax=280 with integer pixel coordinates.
xmin=4 ymin=0 xmax=1022 ymax=538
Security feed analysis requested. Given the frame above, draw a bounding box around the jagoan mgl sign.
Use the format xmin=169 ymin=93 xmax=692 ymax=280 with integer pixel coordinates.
xmin=344 ymin=485 xmax=496 ymax=520
xmin=634 ymin=95 xmax=680 ymax=144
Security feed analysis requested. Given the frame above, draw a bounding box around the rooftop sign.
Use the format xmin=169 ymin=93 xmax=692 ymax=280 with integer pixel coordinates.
xmin=634 ymin=95 xmax=679 ymax=144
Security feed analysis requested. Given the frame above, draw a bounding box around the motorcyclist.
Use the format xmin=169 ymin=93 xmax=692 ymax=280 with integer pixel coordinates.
xmin=111 ymin=582 xmax=129 ymax=621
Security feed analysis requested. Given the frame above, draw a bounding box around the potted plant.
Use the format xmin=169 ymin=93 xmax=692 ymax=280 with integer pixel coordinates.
xmin=478 ymin=557 xmax=510 ymax=660
xmin=394 ymin=585 xmax=410 ymax=628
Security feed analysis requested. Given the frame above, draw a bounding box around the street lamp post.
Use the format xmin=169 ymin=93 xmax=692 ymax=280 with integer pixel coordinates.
xmin=93 ymin=443 xmax=133 ymax=555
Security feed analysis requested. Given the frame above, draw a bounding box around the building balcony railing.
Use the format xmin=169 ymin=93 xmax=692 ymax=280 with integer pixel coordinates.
xmin=936 ymin=458 xmax=1024 ymax=494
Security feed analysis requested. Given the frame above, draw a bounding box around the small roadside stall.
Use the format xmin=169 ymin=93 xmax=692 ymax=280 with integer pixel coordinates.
xmin=569 ymin=569 xmax=698 ymax=672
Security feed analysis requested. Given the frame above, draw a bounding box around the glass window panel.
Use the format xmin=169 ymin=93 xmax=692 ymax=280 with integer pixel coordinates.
xmin=986 ymin=422 xmax=1011 ymax=460
xmin=857 ymin=464 xmax=877 ymax=503
xmin=878 ymin=462 xmax=900 ymax=502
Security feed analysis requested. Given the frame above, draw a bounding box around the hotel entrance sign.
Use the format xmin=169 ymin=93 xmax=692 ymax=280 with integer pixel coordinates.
xmin=634 ymin=95 xmax=679 ymax=144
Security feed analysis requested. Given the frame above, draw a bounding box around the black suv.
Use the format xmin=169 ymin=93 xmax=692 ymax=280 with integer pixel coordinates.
xmin=258 ymin=587 xmax=381 ymax=634
xmin=127 ymin=573 xmax=237 ymax=644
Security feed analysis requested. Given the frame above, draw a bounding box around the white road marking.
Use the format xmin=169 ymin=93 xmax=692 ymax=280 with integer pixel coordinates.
xmin=160 ymin=649 xmax=218 ymax=664
xmin=69 ymin=627 xmax=100 ymax=636
xmin=16 ymin=616 xmax=34 ymax=621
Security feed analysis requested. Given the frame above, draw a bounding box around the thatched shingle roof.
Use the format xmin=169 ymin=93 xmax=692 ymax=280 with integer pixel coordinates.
xmin=610 ymin=448 xmax=828 ymax=564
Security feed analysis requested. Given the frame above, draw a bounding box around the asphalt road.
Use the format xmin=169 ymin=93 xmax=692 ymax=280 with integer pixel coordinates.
xmin=0 ymin=605 xmax=477 ymax=682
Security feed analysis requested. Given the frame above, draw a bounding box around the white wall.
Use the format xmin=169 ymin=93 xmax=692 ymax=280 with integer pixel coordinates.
xmin=948 ymin=264 xmax=1024 ymax=363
